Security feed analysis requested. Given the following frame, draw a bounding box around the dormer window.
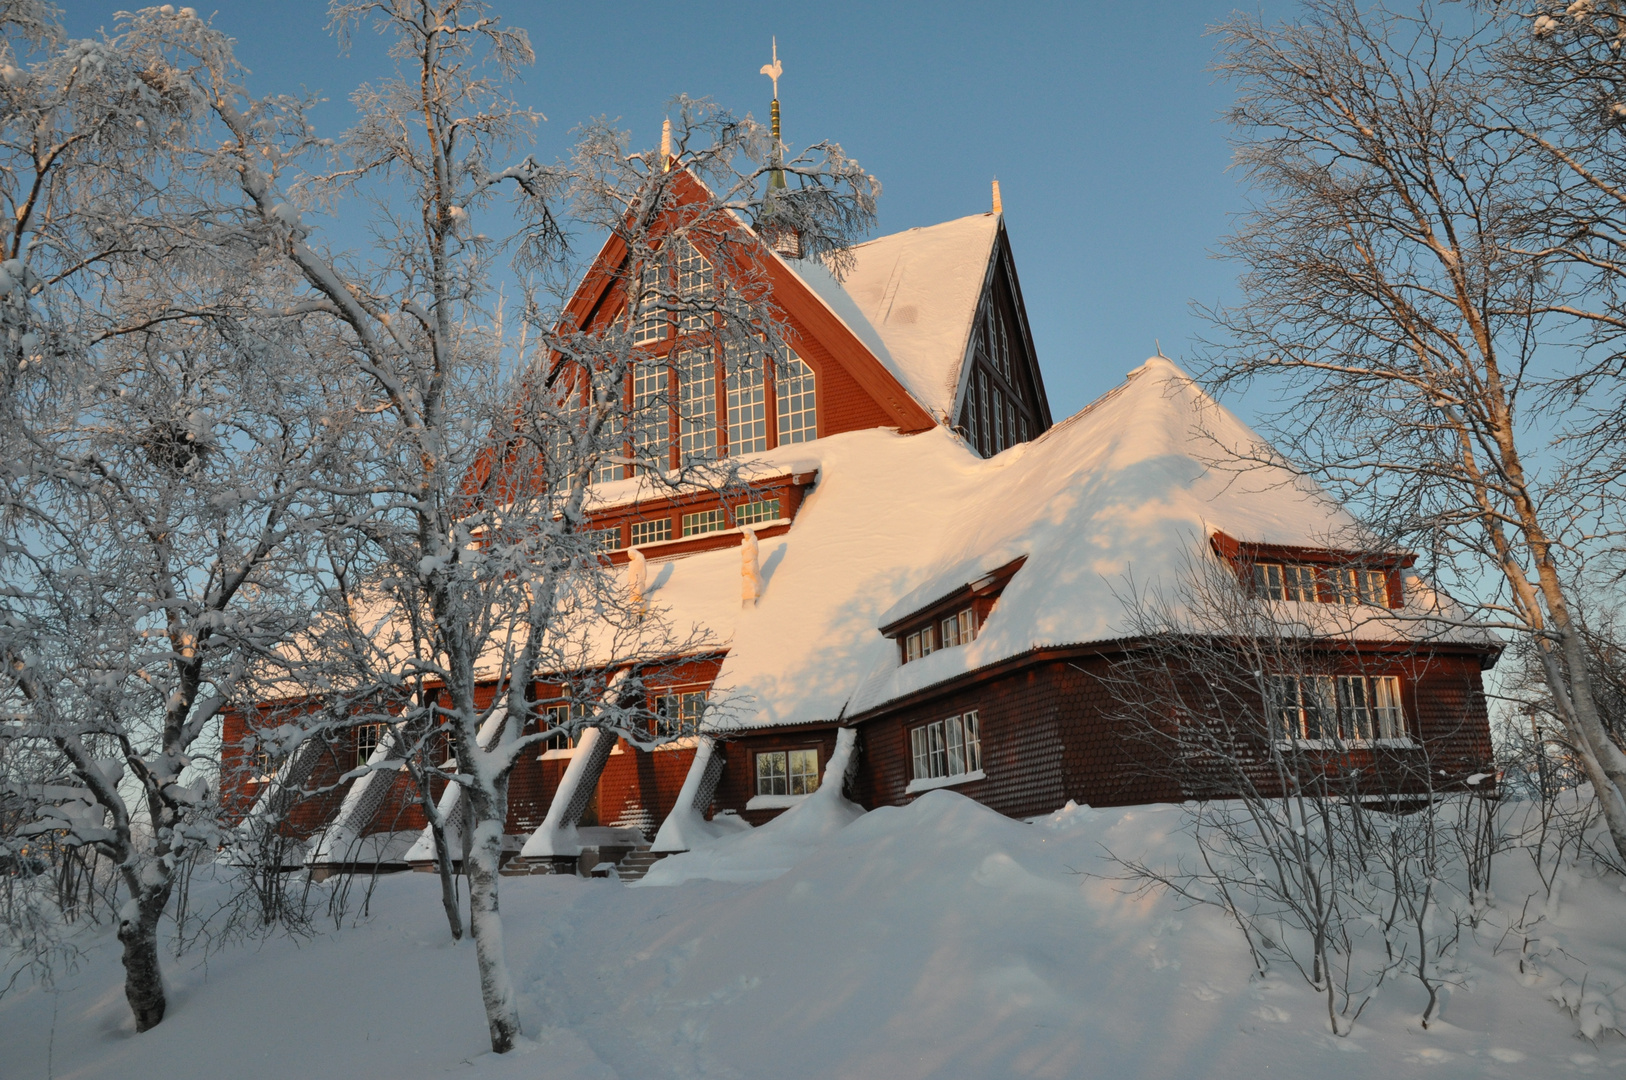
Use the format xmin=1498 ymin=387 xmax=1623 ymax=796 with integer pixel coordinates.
xmin=883 ymin=557 xmax=1025 ymax=666
xmin=1211 ymin=531 xmax=1406 ymax=610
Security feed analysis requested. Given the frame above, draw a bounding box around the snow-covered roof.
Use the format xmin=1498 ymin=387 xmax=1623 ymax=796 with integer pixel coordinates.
xmin=785 ymin=214 xmax=1000 ymax=423
xmin=618 ymin=356 xmax=1496 ymax=732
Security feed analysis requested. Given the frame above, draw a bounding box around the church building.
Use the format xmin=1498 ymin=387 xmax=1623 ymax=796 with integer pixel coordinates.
xmin=224 ymin=149 xmax=1499 ymax=880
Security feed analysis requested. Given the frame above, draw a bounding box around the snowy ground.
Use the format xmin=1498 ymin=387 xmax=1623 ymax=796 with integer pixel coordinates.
xmin=5 ymin=791 xmax=1624 ymax=1080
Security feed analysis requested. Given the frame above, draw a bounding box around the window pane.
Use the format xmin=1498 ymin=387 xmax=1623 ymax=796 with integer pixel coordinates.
xmin=919 ymin=625 xmax=935 ymax=656
xmin=1285 ymin=565 xmax=1318 ymax=603
xmin=675 ymin=239 xmax=713 ymax=333
xmin=629 ymin=518 xmax=671 ymax=546
xmin=788 ymin=748 xmax=820 ymax=795
xmin=1337 ymin=676 xmax=1373 ymax=741
xmin=1305 ymin=676 xmax=1337 ymax=739
xmin=1361 ymin=569 xmax=1388 ymax=607
xmin=756 ymin=751 xmax=788 ymax=796
xmin=978 ymin=370 xmax=991 ymax=456
xmin=960 ymin=609 xmax=976 ymax=642
xmin=678 ymin=345 xmax=717 ymax=464
xmin=945 ymin=716 xmax=966 ymax=776
xmin=1374 ymin=676 xmax=1405 ymax=738
xmin=993 ymin=388 xmax=1005 ymax=452
xmin=966 ymin=379 xmax=981 ymax=452
xmin=963 ymin=710 xmax=981 ymax=772
xmin=633 ymin=358 xmax=670 ymax=472
xmin=681 ymin=508 xmax=726 ymax=536
xmin=735 ymin=498 xmax=780 ymax=526
xmin=633 ymin=257 xmax=665 ymax=344
xmin=1271 ymin=676 xmax=1301 ymax=740
xmin=906 ymin=632 xmax=921 ymax=662
xmin=726 ymin=342 xmax=769 ymax=455
xmin=1253 ymin=563 xmax=1284 ymax=600
xmin=928 ymin=720 xmax=947 ymax=778
xmin=775 ymin=349 xmax=817 ymax=445
xmin=911 ymin=726 xmax=930 ymax=780
xmin=941 ymin=615 xmax=960 ymax=648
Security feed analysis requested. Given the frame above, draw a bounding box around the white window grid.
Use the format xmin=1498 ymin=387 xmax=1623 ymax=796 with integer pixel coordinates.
xmin=939 ymin=608 xmax=976 ymax=648
xmin=1254 ymin=562 xmax=1321 ymax=602
xmin=910 ymin=711 xmax=981 ymax=781
xmin=678 ymin=345 xmax=718 ymax=464
xmin=993 ymin=387 xmax=1006 ymax=452
xmin=355 ymin=722 xmax=385 ymax=769
xmin=542 ymin=698 xmax=589 ymax=751
xmin=632 ymin=358 xmax=669 ymax=472
xmin=1334 ymin=567 xmax=1389 ymax=606
xmin=965 ymin=376 xmax=981 ymax=451
xmin=629 ymin=518 xmax=671 ymax=546
xmin=655 ymin=690 xmax=706 ymax=737
xmin=904 ymin=624 xmax=936 ymax=663
xmin=1273 ymin=674 xmax=1405 ymax=743
xmin=735 ymin=498 xmax=781 ymax=526
xmin=633 ymin=257 xmax=666 ymax=345
xmin=676 ymin=239 xmax=714 ymax=333
xmin=775 ymin=349 xmax=817 ymax=444
xmin=726 ymin=342 xmax=768 ymax=455
xmin=756 ymin=748 xmax=821 ymax=796
xmin=585 ymin=526 xmax=621 ymax=554
xmin=682 ymin=508 xmax=726 ymax=536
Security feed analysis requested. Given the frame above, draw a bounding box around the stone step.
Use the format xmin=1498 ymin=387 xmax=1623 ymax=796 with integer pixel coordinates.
xmin=615 ymin=849 xmax=671 ymax=883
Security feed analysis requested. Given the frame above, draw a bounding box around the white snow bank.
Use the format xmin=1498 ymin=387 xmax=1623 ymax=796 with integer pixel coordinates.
xmin=642 ymin=727 xmax=865 ymax=883
xmin=6 ymin=794 xmax=1623 ymax=1080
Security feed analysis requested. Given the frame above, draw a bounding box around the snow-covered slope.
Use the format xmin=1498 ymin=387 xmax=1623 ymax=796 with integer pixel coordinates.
xmin=6 ymin=793 xmax=1620 ymax=1079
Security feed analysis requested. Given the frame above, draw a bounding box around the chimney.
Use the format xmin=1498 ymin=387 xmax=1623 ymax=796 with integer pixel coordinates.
xmin=741 ymin=528 xmax=762 ymax=607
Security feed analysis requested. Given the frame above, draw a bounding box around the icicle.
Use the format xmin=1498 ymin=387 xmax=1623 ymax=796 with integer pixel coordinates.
xmin=627 ymin=546 xmax=648 ymax=616
xmin=741 ymin=527 xmax=762 ymax=607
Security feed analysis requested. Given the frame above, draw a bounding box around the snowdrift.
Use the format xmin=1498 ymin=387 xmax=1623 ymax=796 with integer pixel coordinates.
xmin=4 ymin=793 xmax=1622 ymax=1079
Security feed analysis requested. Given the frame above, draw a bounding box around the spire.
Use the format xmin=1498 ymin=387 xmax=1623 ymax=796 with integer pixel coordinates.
xmin=992 ymin=178 xmax=1002 ymax=215
xmin=761 ymin=38 xmax=786 ymax=194
xmin=661 ymin=117 xmax=672 ymax=172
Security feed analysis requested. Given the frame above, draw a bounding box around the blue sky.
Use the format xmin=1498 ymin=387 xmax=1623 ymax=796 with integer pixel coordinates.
xmin=68 ymin=1 xmax=1255 ymax=419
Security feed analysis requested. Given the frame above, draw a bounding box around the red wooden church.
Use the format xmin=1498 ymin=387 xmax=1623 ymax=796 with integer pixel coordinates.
xmin=223 ymin=174 xmax=1499 ymax=878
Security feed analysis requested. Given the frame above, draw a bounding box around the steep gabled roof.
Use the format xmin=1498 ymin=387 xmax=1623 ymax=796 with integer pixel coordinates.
xmin=546 ymin=168 xmax=935 ymax=433
xmin=821 ymin=213 xmax=1002 ymax=422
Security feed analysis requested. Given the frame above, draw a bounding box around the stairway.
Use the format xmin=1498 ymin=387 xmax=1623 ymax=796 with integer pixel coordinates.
xmin=614 ymin=848 xmax=670 ymax=883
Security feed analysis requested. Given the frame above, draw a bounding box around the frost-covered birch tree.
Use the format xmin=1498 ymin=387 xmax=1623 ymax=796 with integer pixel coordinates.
xmin=1204 ymin=0 xmax=1626 ymax=866
xmin=176 ymin=0 xmax=878 ymax=1053
xmin=0 ymin=3 xmax=353 ymax=1029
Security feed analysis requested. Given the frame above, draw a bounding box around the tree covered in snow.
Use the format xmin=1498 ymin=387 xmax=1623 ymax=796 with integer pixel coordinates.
xmin=1203 ymin=0 xmax=1626 ymax=868
xmin=0 ymin=2 xmax=358 ymax=1030
xmin=155 ymin=0 xmax=879 ymax=1053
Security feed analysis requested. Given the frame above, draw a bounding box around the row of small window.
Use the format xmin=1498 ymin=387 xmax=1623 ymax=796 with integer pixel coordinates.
xmin=1253 ymin=563 xmax=1391 ymax=607
xmin=584 ymin=498 xmax=782 ymax=553
xmin=910 ymin=711 xmax=982 ymax=783
xmin=541 ymin=689 xmax=707 ymax=750
xmin=901 ymin=608 xmax=978 ymax=664
xmin=964 ymin=366 xmax=1029 ymax=459
xmin=1272 ymin=675 xmax=1406 ymax=743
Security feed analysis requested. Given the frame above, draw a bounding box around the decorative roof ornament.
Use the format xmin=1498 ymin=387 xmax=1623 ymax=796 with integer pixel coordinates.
xmin=992 ymin=178 xmax=1002 ymax=216
xmin=759 ymin=37 xmax=801 ymax=258
xmin=661 ymin=117 xmax=672 ymax=172
xmin=760 ymin=38 xmax=787 ymax=195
